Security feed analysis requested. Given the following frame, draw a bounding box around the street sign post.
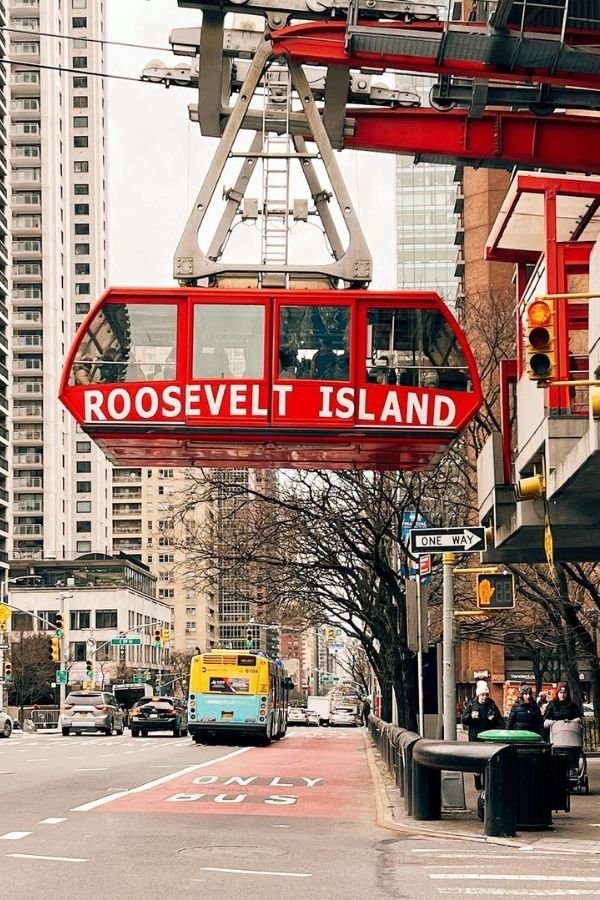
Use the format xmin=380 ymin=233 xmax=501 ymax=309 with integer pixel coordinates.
xmin=111 ymin=636 xmax=142 ymax=646
xmin=410 ymin=526 xmax=486 ymax=555
xmin=56 ymin=669 xmax=68 ymax=685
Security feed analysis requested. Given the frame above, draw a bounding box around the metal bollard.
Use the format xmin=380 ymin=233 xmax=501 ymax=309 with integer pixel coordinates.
xmin=484 ymin=746 xmax=517 ymax=837
xmin=412 ymin=760 xmax=442 ymax=820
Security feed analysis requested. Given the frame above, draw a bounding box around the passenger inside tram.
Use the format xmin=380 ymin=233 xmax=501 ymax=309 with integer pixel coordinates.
xmin=278 ymin=304 xmax=350 ymax=382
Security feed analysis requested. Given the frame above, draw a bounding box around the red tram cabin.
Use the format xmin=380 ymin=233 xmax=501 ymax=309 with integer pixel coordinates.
xmin=59 ymin=288 xmax=482 ymax=471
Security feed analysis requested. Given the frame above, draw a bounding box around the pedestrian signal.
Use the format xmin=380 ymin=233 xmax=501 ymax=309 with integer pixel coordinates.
xmin=55 ymin=612 xmax=64 ymax=637
xmin=526 ymin=298 xmax=556 ymax=384
xmin=49 ymin=636 xmax=61 ymax=663
xmin=4 ymin=661 xmax=12 ymax=682
xmin=477 ymin=573 xmax=515 ymax=609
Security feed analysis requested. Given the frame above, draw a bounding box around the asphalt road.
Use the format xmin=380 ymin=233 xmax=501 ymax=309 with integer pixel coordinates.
xmin=1 ymin=727 xmax=600 ymax=899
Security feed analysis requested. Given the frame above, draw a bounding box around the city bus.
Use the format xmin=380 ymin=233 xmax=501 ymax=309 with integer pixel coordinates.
xmin=187 ymin=651 xmax=292 ymax=744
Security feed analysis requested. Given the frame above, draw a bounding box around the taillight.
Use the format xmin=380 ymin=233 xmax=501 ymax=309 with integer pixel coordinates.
xmin=165 ymin=707 xmax=175 ymax=715
xmin=94 ymin=704 xmax=109 ymax=711
xmin=62 ymin=704 xmax=73 ymax=711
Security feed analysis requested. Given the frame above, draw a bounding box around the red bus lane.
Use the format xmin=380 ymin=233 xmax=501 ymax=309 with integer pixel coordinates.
xmin=101 ymin=731 xmax=375 ymax=820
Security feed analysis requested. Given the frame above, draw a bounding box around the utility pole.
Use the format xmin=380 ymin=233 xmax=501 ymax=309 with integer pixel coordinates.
xmin=442 ymin=553 xmax=456 ymax=740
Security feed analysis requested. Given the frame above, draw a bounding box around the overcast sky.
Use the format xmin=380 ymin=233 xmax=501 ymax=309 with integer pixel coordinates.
xmin=105 ymin=0 xmax=396 ymax=288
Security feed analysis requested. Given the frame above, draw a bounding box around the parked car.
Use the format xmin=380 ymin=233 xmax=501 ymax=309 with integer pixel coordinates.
xmin=130 ymin=696 xmax=188 ymax=737
xmin=329 ymin=708 xmax=359 ymax=727
xmin=287 ymin=707 xmax=309 ymax=725
xmin=0 ymin=709 xmax=13 ymax=738
xmin=59 ymin=691 xmax=125 ymax=736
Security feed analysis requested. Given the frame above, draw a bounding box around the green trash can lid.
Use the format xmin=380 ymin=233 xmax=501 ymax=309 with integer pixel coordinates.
xmin=478 ymin=729 xmax=542 ymax=742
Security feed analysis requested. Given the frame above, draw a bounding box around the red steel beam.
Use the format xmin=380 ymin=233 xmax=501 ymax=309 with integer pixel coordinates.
xmin=341 ymin=107 xmax=600 ymax=177
xmin=272 ymin=21 xmax=600 ymax=91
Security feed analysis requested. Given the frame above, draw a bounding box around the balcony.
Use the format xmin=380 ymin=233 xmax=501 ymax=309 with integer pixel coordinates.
xmin=13 ymin=476 xmax=43 ymax=488
xmin=13 ymin=524 xmax=42 ymax=536
xmin=13 ymin=453 xmax=43 ymax=465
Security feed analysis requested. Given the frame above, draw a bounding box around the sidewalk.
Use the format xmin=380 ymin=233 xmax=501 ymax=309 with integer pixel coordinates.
xmin=365 ymin=730 xmax=600 ymax=848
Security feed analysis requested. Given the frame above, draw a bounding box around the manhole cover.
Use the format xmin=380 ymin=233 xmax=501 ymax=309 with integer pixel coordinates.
xmin=179 ymin=845 xmax=287 ymax=860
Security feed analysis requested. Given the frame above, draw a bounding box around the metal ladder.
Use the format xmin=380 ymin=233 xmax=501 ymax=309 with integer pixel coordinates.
xmin=261 ymin=62 xmax=292 ymax=269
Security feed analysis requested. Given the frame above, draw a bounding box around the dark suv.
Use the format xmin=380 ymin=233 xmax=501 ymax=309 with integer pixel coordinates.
xmin=130 ymin=696 xmax=188 ymax=737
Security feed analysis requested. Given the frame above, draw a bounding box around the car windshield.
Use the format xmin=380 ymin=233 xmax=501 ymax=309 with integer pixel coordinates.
xmin=142 ymin=699 xmax=175 ymax=707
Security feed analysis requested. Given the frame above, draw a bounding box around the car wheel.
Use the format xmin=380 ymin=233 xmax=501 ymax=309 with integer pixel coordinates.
xmin=62 ymin=727 xmax=71 ymax=736
xmin=180 ymin=728 xmax=188 ymax=737
xmin=1 ymin=720 xmax=12 ymax=738
xmin=193 ymin=734 xmax=202 ymax=744
xmin=142 ymin=730 xmax=148 ymax=737
xmin=131 ymin=728 xmax=140 ymax=737
xmin=104 ymin=719 xmax=113 ymax=736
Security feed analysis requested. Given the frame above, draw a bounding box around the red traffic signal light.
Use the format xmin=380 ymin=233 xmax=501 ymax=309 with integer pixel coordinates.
xmin=526 ymin=298 xmax=556 ymax=384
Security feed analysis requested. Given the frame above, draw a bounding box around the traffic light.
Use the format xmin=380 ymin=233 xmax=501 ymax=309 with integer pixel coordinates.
xmin=55 ymin=612 xmax=64 ymax=638
xmin=477 ymin=573 xmax=515 ymax=610
xmin=119 ymin=644 xmax=126 ymax=661
xmin=525 ymin=297 xmax=556 ymax=384
xmin=161 ymin=628 xmax=170 ymax=644
xmin=245 ymin=628 xmax=253 ymax=649
xmin=154 ymin=628 xmax=162 ymax=647
xmin=325 ymin=627 xmax=335 ymax=642
xmin=4 ymin=661 xmax=12 ymax=682
xmin=85 ymin=659 xmax=93 ymax=678
xmin=49 ymin=636 xmax=61 ymax=663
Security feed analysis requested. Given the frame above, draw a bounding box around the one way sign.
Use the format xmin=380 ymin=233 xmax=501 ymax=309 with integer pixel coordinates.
xmin=409 ymin=526 xmax=487 ymax=555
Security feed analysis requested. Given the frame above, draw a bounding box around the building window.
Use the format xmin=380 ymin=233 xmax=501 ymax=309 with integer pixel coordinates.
xmin=76 ymin=541 xmax=92 ymax=553
xmin=73 ymin=96 xmax=88 ymax=108
xmin=74 ymin=161 xmax=89 ymax=173
xmin=72 ymin=57 xmax=88 ymax=68
xmin=74 ymin=183 xmax=89 ymax=195
xmin=76 ymin=521 xmax=92 ymax=532
xmin=76 ymin=460 xmax=91 ymax=473
xmin=73 ymin=76 xmax=88 ymax=88
xmin=185 ymin=621 xmax=197 ymax=632
xmin=159 ymin=588 xmax=175 ymax=599
xmin=75 ymin=302 xmax=90 ymax=315
xmin=76 ymin=441 xmax=91 ymax=453
xmin=96 ymin=609 xmax=118 ymax=629
xmin=71 ymin=642 xmax=87 ymax=662
xmin=73 ymin=0 xmax=88 ymax=8
xmin=76 ymin=501 xmax=92 ymax=513
xmin=76 ymin=481 xmax=91 ymax=493
xmin=186 ymin=607 xmax=197 ymax=615
xmin=74 ymin=204 xmax=89 ymax=215
xmin=75 ymin=263 xmax=90 ymax=275
xmin=75 ymin=243 xmax=89 ymax=255
xmin=75 ymin=224 xmax=90 ymax=236
xmin=74 ymin=136 xmax=88 ymax=148
xmin=70 ymin=610 xmax=91 ymax=630
xmin=73 ymin=116 xmax=88 ymax=128
xmin=72 ymin=16 xmax=87 ymax=27
xmin=75 ymin=283 xmax=90 ymax=294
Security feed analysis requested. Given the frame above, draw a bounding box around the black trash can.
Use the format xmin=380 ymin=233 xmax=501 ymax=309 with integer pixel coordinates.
xmin=479 ymin=730 xmax=556 ymax=828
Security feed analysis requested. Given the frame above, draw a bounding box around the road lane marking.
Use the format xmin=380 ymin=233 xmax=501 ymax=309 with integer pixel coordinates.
xmin=0 ymin=832 xmax=32 ymax=840
xmin=39 ymin=818 xmax=66 ymax=825
xmin=8 ymin=853 xmax=88 ymax=863
xmin=201 ymin=867 xmax=311 ymax=878
xmin=71 ymin=745 xmax=253 ymax=812
xmin=435 ymin=890 xmax=600 ymax=896
xmin=430 ymin=875 xmax=600 ymax=883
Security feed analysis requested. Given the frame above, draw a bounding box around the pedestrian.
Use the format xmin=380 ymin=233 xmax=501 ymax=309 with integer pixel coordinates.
xmin=461 ymin=681 xmax=504 ymax=790
xmin=361 ymin=696 xmax=371 ymax=728
xmin=507 ymin=684 xmax=544 ymax=736
xmin=544 ymin=682 xmax=582 ymax=730
xmin=537 ymin=691 xmax=548 ymax=715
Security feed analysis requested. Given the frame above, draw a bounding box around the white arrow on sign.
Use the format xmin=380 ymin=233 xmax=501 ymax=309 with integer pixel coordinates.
xmin=413 ymin=529 xmax=484 ymax=551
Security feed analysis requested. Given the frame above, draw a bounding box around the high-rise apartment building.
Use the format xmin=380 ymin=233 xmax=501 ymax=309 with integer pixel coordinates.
xmin=8 ymin=0 xmax=111 ymax=562
xmin=0 ymin=2 xmax=10 ymax=587
xmin=394 ymin=77 xmax=459 ymax=304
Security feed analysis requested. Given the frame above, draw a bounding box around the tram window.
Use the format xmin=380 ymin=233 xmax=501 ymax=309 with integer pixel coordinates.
xmin=193 ymin=304 xmax=264 ymax=379
xmin=71 ymin=303 xmax=177 ymax=385
xmin=278 ymin=305 xmax=350 ymax=381
xmin=366 ymin=307 xmax=469 ymax=390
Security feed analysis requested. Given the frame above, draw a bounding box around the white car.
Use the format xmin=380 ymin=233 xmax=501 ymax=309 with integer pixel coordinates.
xmin=287 ymin=707 xmax=308 ymax=725
xmin=0 ymin=709 xmax=13 ymax=738
xmin=306 ymin=709 xmax=320 ymax=727
xmin=329 ymin=708 xmax=358 ymax=727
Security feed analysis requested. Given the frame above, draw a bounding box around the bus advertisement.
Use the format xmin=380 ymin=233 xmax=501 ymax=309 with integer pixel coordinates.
xmin=187 ymin=652 xmax=292 ymax=744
